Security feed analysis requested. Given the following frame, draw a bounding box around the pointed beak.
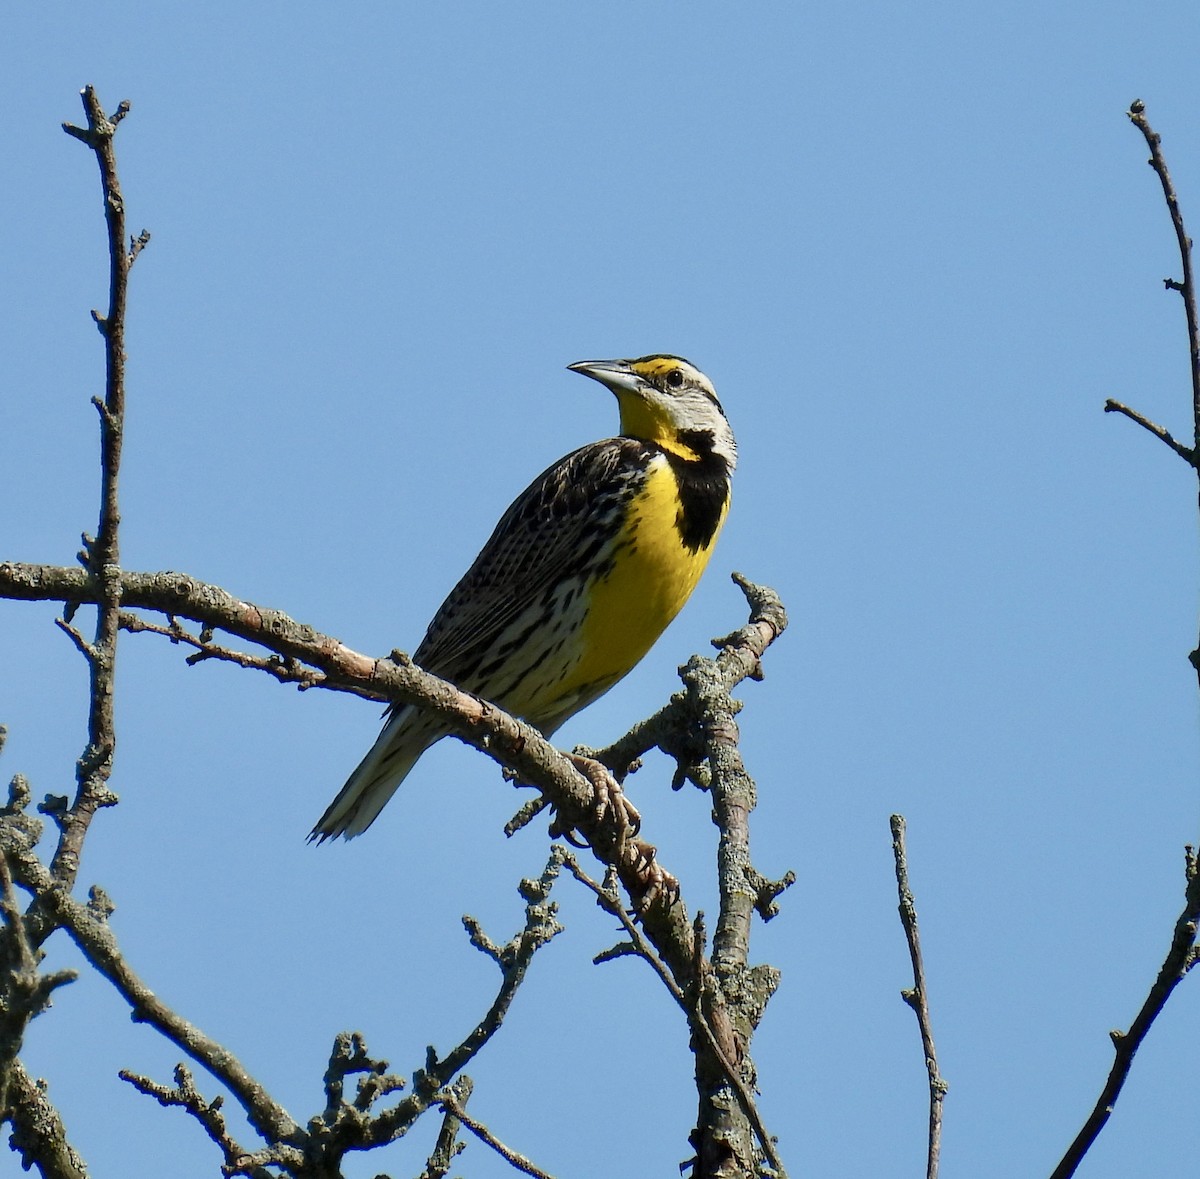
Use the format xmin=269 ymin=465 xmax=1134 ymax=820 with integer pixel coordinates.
xmin=567 ymin=359 xmax=644 ymax=397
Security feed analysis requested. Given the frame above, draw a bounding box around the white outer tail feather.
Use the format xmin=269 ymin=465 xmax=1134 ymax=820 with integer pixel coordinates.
xmin=312 ymin=707 xmax=441 ymax=840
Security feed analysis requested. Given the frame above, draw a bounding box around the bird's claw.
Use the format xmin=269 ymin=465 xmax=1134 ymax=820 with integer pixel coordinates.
xmin=567 ymin=752 xmax=641 ymax=844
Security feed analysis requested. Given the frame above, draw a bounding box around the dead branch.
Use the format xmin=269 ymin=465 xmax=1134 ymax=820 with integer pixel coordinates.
xmin=1128 ymin=99 xmax=1200 ymax=454
xmin=1049 ymin=845 xmax=1200 ymax=1179
xmin=352 ymin=851 xmax=566 ymax=1151
xmin=889 ymin=815 xmax=946 ymax=1179
xmin=1052 ymin=98 xmax=1200 ymax=1178
xmin=4 ymin=1062 xmax=89 ymax=1179
xmin=51 ymin=86 xmax=150 ymax=891
xmin=564 ymin=853 xmax=786 ymax=1178
xmin=437 ymin=1090 xmax=556 ymax=1179
xmin=0 ymin=826 xmax=302 ymax=1150
xmin=418 ymin=1076 xmax=470 ymax=1179
xmin=117 ymin=1065 xmax=272 ymax=1179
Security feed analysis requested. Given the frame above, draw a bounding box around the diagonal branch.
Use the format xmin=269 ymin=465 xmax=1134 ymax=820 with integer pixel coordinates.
xmin=0 ymin=828 xmax=302 ymax=1151
xmin=0 ymin=563 xmax=780 ymax=977
xmin=118 ymin=1064 xmax=274 ymax=1179
xmin=889 ymin=815 xmax=946 ymax=1179
xmin=1103 ymin=399 xmax=1195 ymax=465
xmin=1049 ymin=846 xmax=1200 ymax=1179
xmin=355 ymin=852 xmax=566 ymax=1150
xmin=225 ymin=851 xmax=567 ymax=1171
xmin=564 ymin=853 xmax=787 ymax=1178
xmin=437 ymin=1091 xmax=556 ymax=1179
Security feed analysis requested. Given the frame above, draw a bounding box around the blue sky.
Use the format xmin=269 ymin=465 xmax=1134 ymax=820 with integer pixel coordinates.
xmin=3 ymin=3 xmax=1200 ymax=1176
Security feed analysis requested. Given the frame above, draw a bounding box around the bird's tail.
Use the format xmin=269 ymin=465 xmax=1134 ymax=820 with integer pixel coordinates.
xmin=310 ymin=706 xmax=442 ymax=841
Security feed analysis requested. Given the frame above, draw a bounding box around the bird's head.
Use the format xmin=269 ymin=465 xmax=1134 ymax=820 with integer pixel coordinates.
xmin=567 ymin=355 xmax=737 ymax=472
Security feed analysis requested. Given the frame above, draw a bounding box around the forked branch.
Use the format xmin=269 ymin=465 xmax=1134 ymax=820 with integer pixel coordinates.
xmin=1052 ymin=98 xmax=1200 ymax=1178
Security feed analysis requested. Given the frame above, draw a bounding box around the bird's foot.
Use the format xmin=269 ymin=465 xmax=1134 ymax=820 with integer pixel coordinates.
xmin=569 ymin=751 xmax=641 ymax=831
xmin=548 ymin=752 xmax=641 ymax=857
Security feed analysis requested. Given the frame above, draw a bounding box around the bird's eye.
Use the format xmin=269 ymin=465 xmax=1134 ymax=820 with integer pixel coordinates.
xmin=666 ymin=368 xmax=684 ymax=388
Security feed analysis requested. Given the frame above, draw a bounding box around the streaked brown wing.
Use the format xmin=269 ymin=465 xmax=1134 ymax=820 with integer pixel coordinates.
xmin=412 ymin=436 xmax=652 ymax=680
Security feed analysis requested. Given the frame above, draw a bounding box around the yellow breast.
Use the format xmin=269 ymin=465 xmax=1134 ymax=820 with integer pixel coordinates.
xmin=570 ymin=457 xmax=729 ymax=699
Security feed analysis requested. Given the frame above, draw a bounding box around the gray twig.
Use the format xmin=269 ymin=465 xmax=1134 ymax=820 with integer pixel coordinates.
xmin=117 ymin=611 xmax=351 ymax=693
xmin=51 ymin=85 xmax=148 ymax=893
xmin=563 ymin=851 xmax=787 ymax=1178
xmin=438 ymin=1091 xmax=556 ymax=1179
xmin=1051 ymin=98 xmax=1200 ymax=1179
xmin=118 ymin=1065 xmax=272 ymax=1179
xmin=323 ymin=851 xmax=566 ymax=1154
xmin=1050 ymin=845 xmax=1200 ymax=1179
xmin=0 ymin=831 xmax=301 ymax=1149
xmin=889 ymin=815 xmax=946 ymax=1179
xmin=1103 ymin=399 xmax=1195 ymax=464
xmin=1128 ymin=99 xmax=1200 ymax=457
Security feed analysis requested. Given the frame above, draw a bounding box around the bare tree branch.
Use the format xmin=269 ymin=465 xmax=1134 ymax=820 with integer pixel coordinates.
xmin=1127 ymin=99 xmax=1200 ymax=456
xmin=0 ymin=759 xmax=81 ymax=1170
xmin=1051 ymin=98 xmax=1200 ymax=1179
xmin=117 ymin=611 xmax=341 ymax=691
xmin=0 ymin=826 xmax=569 ymax=1175
xmin=437 ymin=1090 xmax=556 ymax=1179
xmin=51 ymin=86 xmax=150 ymax=891
xmin=118 ymin=1064 xmax=273 ymax=1179
xmin=4 ymin=1062 xmax=89 ymax=1179
xmin=564 ymin=854 xmax=786 ymax=1178
xmin=0 ymin=563 xmax=611 ymax=813
xmin=0 ymin=828 xmax=303 ymax=1150
xmin=671 ymin=626 xmax=788 ymax=1178
xmin=1050 ymin=845 xmax=1200 ymax=1179
xmin=889 ymin=815 xmax=946 ymax=1179
xmin=1102 ymin=398 xmax=1195 ymax=464
xmin=352 ymin=852 xmax=566 ymax=1151
xmin=417 ymin=1077 xmax=469 ymax=1179
xmin=0 ymin=852 xmax=77 ymax=1107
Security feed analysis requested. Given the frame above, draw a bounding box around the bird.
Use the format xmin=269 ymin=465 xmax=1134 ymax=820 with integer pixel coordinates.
xmin=311 ymin=355 xmax=736 ymax=840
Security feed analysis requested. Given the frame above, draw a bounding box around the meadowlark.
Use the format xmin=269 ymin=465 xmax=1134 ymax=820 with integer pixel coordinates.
xmin=312 ymin=355 xmax=736 ymax=840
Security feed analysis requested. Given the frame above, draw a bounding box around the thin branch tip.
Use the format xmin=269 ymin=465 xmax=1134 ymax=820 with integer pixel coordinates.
xmin=1103 ymin=399 xmax=1196 ymax=464
xmin=890 ymin=815 xmax=946 ymax=1179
